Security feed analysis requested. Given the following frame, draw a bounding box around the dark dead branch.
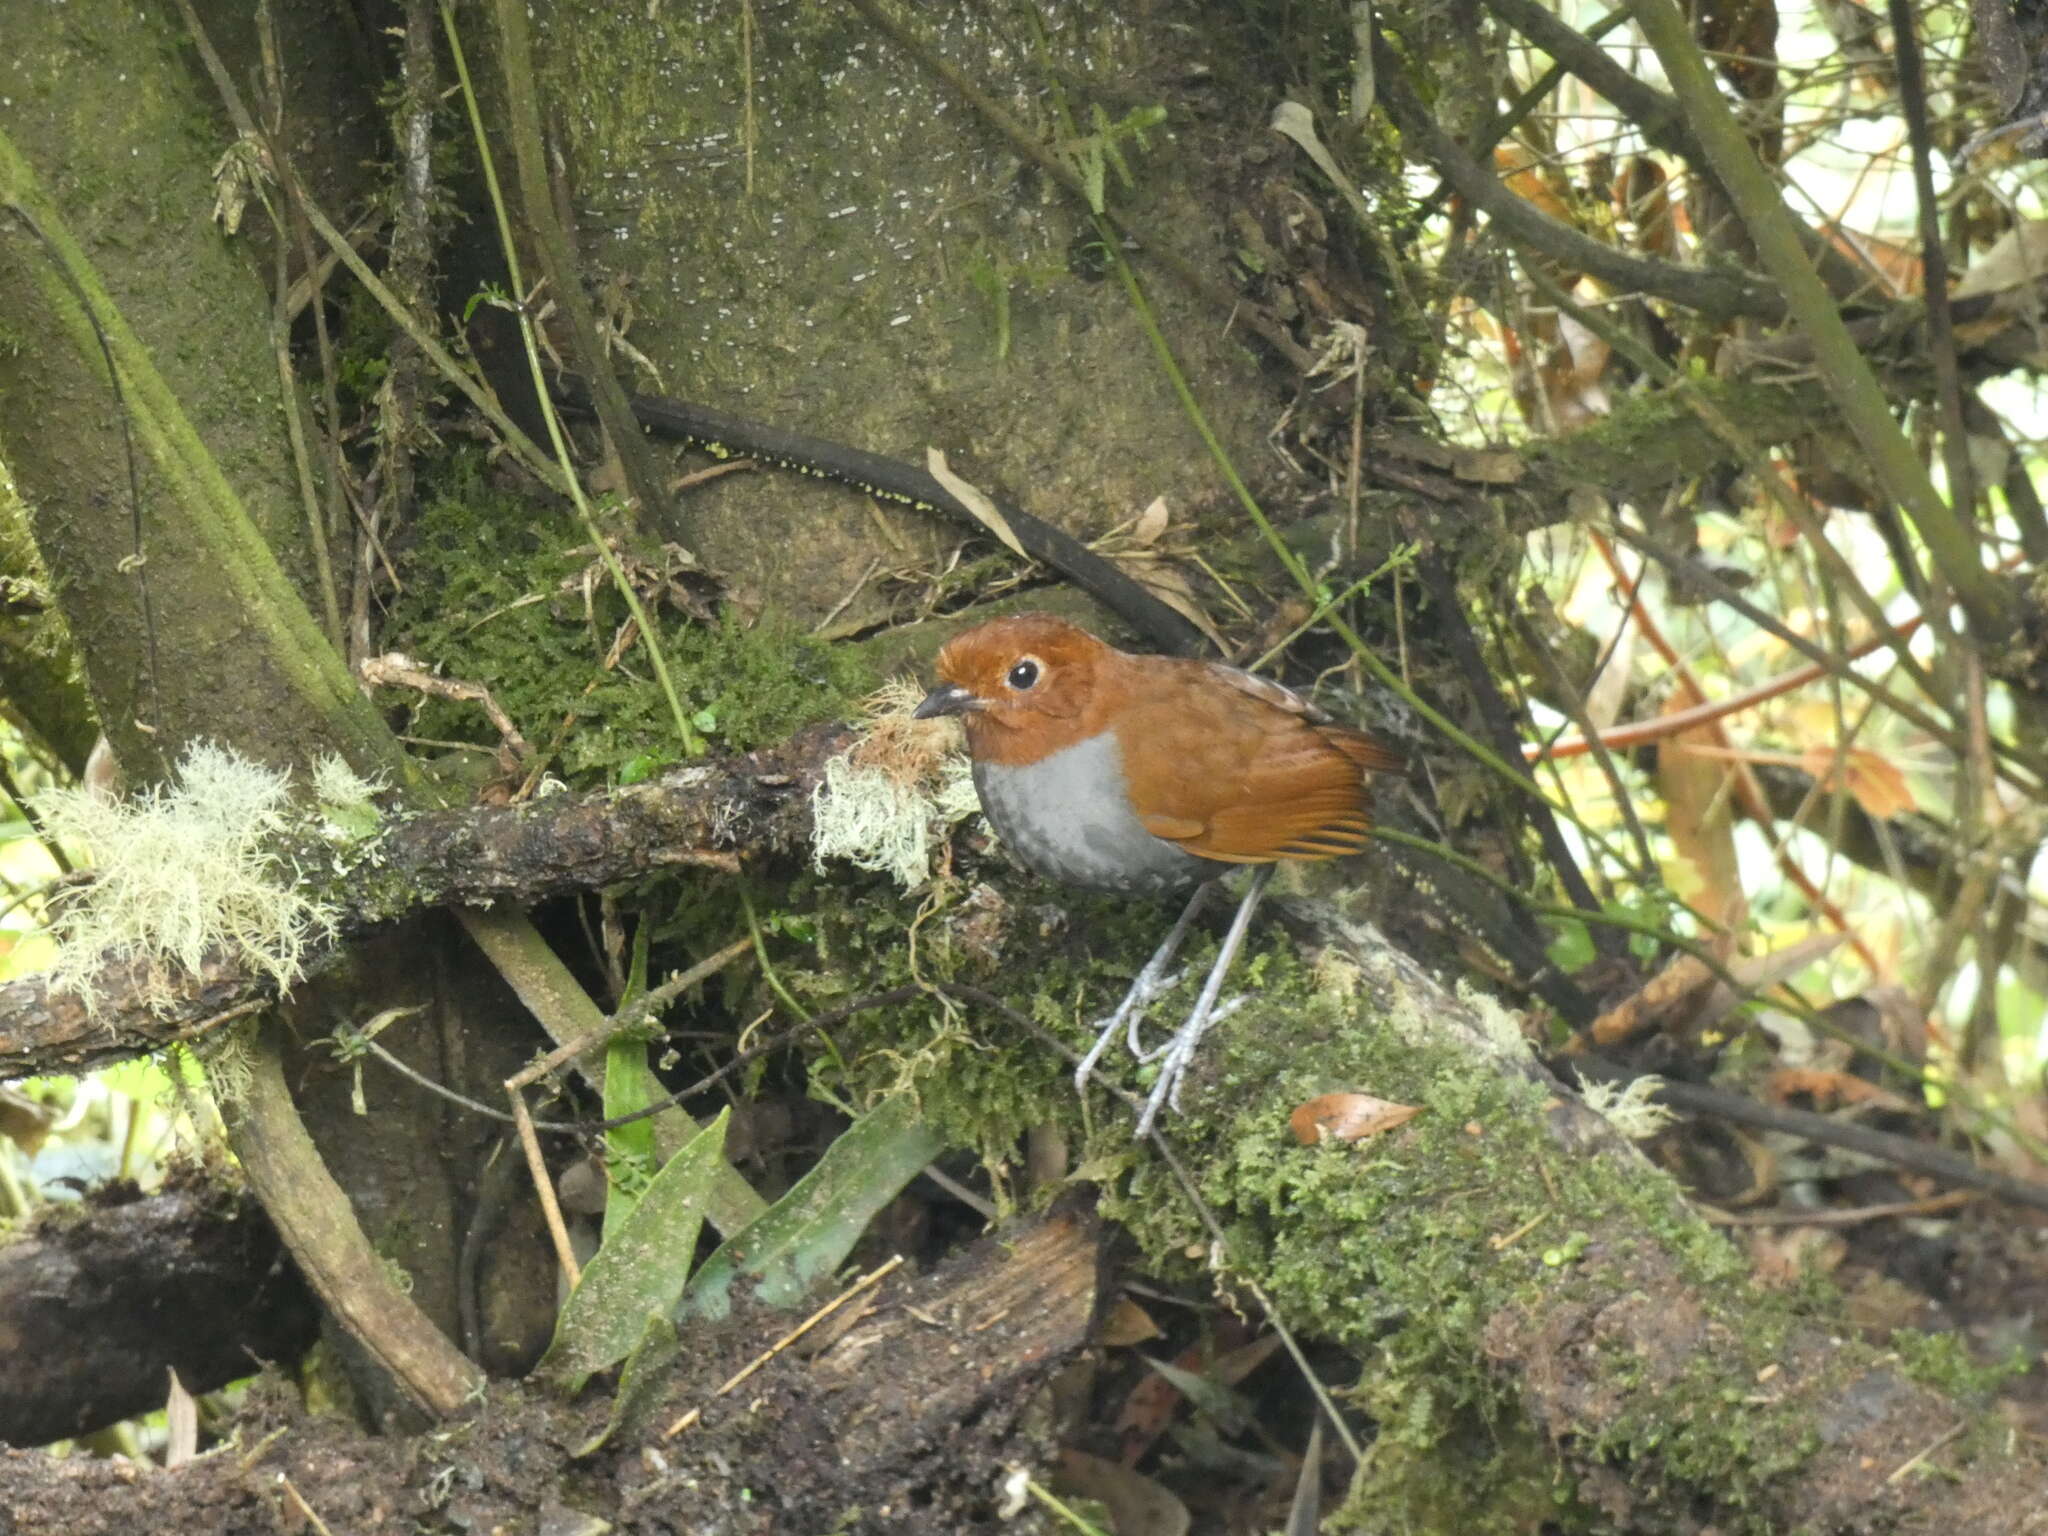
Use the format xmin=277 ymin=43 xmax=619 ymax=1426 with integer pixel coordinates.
xmin=0 ymin=1185 xmax=317 ymax=1447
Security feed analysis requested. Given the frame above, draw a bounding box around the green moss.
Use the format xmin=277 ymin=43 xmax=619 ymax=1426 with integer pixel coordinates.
xmin=1526 ymin=374 xmax=1832 ymax=517
xmin=1893 ymin=1326 xmax=2031 ymax=1398
xmin=769 ymin=863 xmax=1935 ymax=1532
xmin=383 ymin=454 xmax=872 ymax=780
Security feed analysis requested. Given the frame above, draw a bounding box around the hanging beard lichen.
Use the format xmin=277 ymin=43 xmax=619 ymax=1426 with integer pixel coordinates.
xmin=38 ymin=742 xmax=340 ymax=1013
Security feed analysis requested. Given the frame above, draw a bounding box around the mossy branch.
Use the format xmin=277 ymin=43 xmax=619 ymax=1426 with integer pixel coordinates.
xmin=0 ymin=727 xmax=842 ymax=1081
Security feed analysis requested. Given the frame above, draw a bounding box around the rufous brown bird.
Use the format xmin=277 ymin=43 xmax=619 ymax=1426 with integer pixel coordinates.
xmin=915 ymin=613 xmax=1402 ymax=1134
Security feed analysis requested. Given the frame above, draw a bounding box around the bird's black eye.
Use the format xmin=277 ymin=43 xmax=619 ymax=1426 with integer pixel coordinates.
xmin=1007 ymin=658 xmax=1041 ymax=691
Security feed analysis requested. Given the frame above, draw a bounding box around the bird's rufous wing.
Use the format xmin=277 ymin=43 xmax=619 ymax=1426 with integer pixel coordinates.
xmin=1112 ymin=658 xmax=1401 ymax=864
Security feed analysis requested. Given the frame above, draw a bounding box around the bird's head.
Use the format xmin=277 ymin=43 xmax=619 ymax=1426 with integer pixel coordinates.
xmin=914 ymin=613 xmax=1111 ymax=762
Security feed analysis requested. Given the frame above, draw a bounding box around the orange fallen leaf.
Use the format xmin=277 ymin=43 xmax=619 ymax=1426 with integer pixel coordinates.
xmin=1290 ymin=1092 xmax=1422 ymax=1145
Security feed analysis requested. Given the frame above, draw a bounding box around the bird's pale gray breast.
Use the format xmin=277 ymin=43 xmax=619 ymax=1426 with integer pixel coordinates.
xmin=972 ymin=733 xmax=1208 ymax=894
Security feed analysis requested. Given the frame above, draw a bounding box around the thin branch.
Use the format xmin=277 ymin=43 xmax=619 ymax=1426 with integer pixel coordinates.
xmin=0 ymin=730 xmax=840 ymax=1081
xmin=1886 ymin=0 xmax=1975 ymax=525
xmin=1378 ymin=71 xmax=1781 ymax=321
xmin=1568 ymin=1055 xmax=2048 ymax=1215
xmin=1631 ymin=0 xmax=2014 ymax=641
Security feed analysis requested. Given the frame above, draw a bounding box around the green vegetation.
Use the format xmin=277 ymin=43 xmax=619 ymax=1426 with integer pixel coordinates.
xmin=383 ymin=453 xmax=873 ymax=780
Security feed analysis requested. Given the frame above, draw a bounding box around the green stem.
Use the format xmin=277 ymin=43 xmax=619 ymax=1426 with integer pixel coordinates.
xmin=441 ymin=5 xmax=703 ymax=756
xmin=741 ymin=886 xmax=845 ymax=1075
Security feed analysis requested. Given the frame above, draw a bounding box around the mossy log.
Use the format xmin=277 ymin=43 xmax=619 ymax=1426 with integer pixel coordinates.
xmin=1084 ymin=900 xmax=2048 ymax=1532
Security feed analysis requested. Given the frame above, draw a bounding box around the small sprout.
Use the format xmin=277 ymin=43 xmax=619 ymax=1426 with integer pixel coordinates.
xmin=1541 ymin=1231 xmax=1593 ymax=1267
xmin=619 ymin=752 xmax=668 ymax=785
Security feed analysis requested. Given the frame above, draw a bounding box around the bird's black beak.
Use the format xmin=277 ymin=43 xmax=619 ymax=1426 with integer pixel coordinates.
xmin=913 ymin=683 xmax=980 ymax=720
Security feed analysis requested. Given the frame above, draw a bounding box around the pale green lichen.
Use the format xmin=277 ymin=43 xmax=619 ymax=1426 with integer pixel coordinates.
xmin=1580 ymin=1074 xmax=1680 ymax=1140
xmin=39 ymin=742 xmax=336 ymax=1012
xmin=310 ymin=752 xmax=384 ymax=813
xmin=811 ymin=679 xmax=980 ymax=889
xmin=310 ymin=752 xmax=387 ymax=838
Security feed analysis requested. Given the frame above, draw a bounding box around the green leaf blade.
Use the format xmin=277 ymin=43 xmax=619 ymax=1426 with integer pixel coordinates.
xmin=679 ymin=1094 xmax=939 ymax=1322
xmin=542 ymin=1106 xmax=730 ymax=1394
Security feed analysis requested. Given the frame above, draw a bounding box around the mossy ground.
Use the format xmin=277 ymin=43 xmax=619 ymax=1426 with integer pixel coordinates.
xmin=767 ymin=861 xmax=1602 ymax=1526
xmin=745 ymin=851 xmax=2011 ymax=1533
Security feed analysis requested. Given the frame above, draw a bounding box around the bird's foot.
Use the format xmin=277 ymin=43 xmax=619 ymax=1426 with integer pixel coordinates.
xmin=1128 ymin=866 xmax=1272 ymax=1138
xmin=1131 ymin=995 xmax=1248 ymax=1137
xmin=1128 ymin=992 xmax=1244 ymax=1064
xmin=1073 ymin=964 xmax=1184 ymax=1093
xmin=1073 ymin=883 xmax=1213 ymax=1095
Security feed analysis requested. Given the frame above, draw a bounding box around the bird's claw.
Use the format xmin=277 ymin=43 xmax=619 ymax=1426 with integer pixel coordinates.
xmin=1074 ymin=964 xmax=1185 ymax=1093
xmin=1132 ymin=994 xmax=1248 ymax=1137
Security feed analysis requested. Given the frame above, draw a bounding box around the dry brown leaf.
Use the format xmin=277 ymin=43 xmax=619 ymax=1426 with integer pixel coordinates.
xmin=1099 ymin=1295 xmax=1165 ymax=1347
xmin=1290 ymin=1092 xmax=1423 ymax=1145
xmin=1798 ymin=744 xmax=1916 ymax=820
xmin=1818 ymin=222 xmax=1922 ymax=298
xmin=1538 ymin=309 xmax=1613 ymax=429
xmin=1613 ymin=155 xmax=1678 ymax=257
xmin=1492 ymin=143 xmax=1577 ymax=224
xmin=1657 ymin=689 xmax=1746 ymax=927
xmin=925 ymin=448 xmax=1029 ymax=561
xmin=1111 ymin=1318 xmax=1255 ymax=1465
xmin=1112 ymin=556 xmax=1229 ymax=652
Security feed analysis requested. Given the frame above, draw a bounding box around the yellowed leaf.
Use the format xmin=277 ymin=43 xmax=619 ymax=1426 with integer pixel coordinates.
xmin=1799 ymin=744 xmax=1916 ymax=820
xmin=1658 ymin=691 xmax=1746 ymax=927
xmin=1099 ymin=1296 xmax=1164 ymax=1347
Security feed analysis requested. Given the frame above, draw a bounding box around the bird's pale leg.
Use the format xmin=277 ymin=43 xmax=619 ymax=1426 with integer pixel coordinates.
xmin=1073 ymin=881 xmax=1213 ymax=1095
xmin=1134 ymin=865 xmax=1274 ymax=1138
